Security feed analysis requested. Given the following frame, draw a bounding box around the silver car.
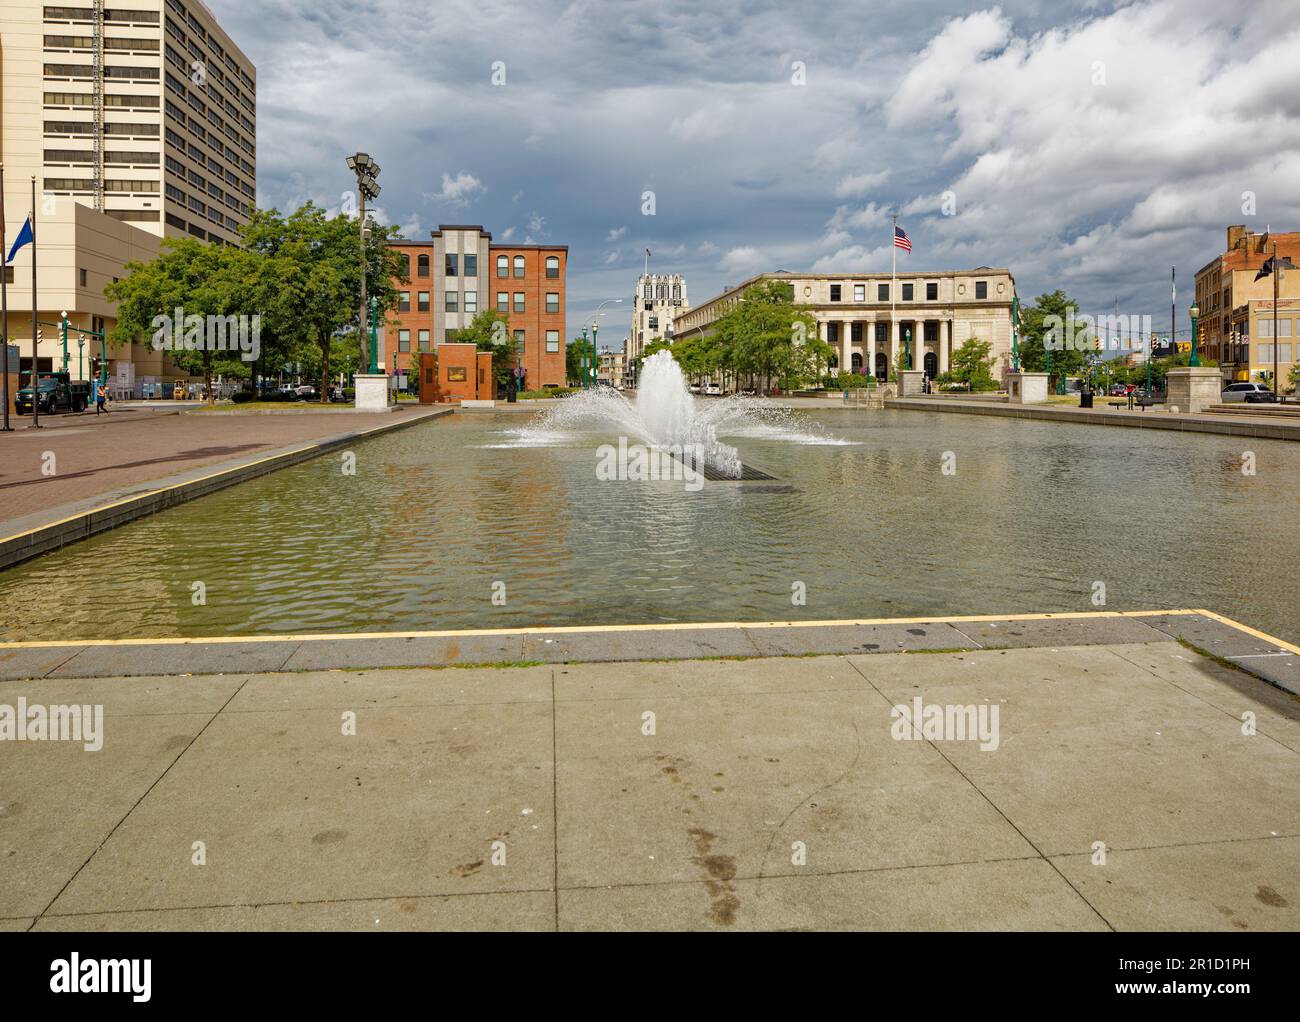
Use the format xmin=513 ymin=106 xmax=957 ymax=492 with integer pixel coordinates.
xmin=1220 ymin=382 xmax=1273 ymax=403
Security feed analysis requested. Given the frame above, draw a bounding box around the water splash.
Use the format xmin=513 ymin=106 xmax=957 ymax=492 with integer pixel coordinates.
xmin=516 ymin=350 xmax=849 ymax=476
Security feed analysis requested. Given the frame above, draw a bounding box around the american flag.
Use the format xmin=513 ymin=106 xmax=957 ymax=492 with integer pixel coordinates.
xmin=894 ymin=225 xmax=911 ymax=252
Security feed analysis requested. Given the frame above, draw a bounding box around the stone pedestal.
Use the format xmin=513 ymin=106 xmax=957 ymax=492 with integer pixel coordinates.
xmin=1165 ymin=366 xmax=1221 ymax=414
xmin=354 ymin=373 xmax=391 ymax=411
xmin=898 ymin=370 xmax=926 ymax=397
xmin=1005 ymin=371 xmax=1049 ymax=404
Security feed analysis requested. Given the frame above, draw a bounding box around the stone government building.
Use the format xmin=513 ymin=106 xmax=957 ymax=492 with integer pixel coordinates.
xmin=673 ymin=269 xmax=1018 ymax=381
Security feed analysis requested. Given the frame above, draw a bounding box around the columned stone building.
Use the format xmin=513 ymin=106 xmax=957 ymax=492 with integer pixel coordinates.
xmin=674 ymin=268 xmax=1018 ymax=381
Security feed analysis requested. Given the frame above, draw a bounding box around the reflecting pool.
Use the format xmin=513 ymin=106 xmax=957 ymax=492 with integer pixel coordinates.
xmin=0 ymin=408 xmax=1295 ymax=643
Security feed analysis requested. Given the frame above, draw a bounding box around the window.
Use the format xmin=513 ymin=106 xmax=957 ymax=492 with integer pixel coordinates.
xmin=875 ymin=322 xmax=888 ymax=343
xmin=464 ymin=290 xmax=477 ymax=314
xmin=975 ymin=281 xmax=988 ymax=299
xmin=398 ymin=291 xmax=410 ymax=313
xmin=546 ymin=292 xmax=559 ymax=314
xmin=830 ymin=284 xmax=841 ymax=302
xmin=854 ymin=284 xmax=865 ymax=302
xmin=497 ymin=292 xmax=508 ymax=312
xmin=398 ymin=253 xmax=410 ymax=277
xmin=398 ymin=330 xmax=410 ymax=353
xmin=926 ymin=282 xmax=938 ymax=301
xmin=545 ymin=256 xmax=559 ymax=278
xmin=546 ymin=330 xmax=560 ymax=352
xmin=496 ymin=254 xmax=508 ymax=277
xmin=464 ymin=254 xmax=477 ymax=277
xmin=418 ymin=329 xmax=430 ymax=352
xmin=514 ymin=329 xmax=525 ymax=352
xmin=417 ymin=292 xmax=429 ymax=312
xmin=649 ymin=315 xmax=659 ymax=331
xmin=79 ymin=267 xmax=87 ymax=286
xmin=445 ymin=253 xmax=458 ymax=277
xmin=445 ymin=291 xmax=458 ymax=313
xmin=417 ymin=253 xmax=429 ymax=277
xmin=924 ymin=321 xmax=938 ymax=342
xmin=513 ymin=255 xmax=525 ymax=278
xmin=513 ymin=292 xmax=525 ymax=312
xmin=902 ymin=283 xmax=914 ymax=301
xmin=878 ymin=283 xmax=889 ymax=301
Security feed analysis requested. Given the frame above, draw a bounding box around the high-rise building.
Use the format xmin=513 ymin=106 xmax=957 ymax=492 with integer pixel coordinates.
xmin=627 ymin=272 xmax=687 ymax=386
xmin=0 ymin=0 xmax=256 ymax=392
xmin=388 ymin=225 xmax=568 ymax=391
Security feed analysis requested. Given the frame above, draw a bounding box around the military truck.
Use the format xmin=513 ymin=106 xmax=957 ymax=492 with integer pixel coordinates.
xmin=14 ymin=371 xmax=92 ymax=414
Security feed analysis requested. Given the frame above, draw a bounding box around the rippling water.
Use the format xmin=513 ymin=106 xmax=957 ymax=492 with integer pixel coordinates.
xmin=1 ymin=408 xmax=1296 ymax=643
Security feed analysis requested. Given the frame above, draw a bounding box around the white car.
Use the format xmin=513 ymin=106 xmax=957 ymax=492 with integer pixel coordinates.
xmin=704 ymin=383 xmax=722 ymax=396
xmin=1220 ymin=382 xmax=1274 ymax=403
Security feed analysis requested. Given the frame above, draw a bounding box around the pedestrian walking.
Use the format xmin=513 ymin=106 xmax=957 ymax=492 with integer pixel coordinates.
xmin=95 ymin=381 xmax=109 ymax=415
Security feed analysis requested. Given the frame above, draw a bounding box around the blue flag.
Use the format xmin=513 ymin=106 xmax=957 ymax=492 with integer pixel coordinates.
xmin=6 ymin=215 xmax=33 ymax=264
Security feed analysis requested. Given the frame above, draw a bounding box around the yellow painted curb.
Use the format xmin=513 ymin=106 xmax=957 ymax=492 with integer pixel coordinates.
xmin=0 ymin=608 xmax=1208 ymax=650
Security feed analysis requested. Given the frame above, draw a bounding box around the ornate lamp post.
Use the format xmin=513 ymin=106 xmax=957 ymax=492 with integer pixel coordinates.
xmin=1189 ymin=302 xmax=1200 ymax=368
xmin=60 ymin=311 xmax=69 ymax=373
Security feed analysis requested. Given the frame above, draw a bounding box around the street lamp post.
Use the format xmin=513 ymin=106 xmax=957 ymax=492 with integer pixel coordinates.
xmin=368 ymin=296 xmax=379 ymax=375
xmin=345 ymin=152 xmax=381 ymax=374
xmin=60 ymin=312 xmax=69 ymax=373
xmin=1189 ymin=302 xmax=1200 ymax=368
xmin=587 ymin=299 xmax=624 ymax=389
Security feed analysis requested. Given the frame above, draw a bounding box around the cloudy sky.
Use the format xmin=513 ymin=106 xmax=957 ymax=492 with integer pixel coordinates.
xmin=213 ymin=0 xmax=1300 ymax=346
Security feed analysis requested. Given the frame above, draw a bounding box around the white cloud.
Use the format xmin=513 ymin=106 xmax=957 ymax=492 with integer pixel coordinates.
xmin=607 ymin=226 xmax=628 ymax=241
xmin=429 ymin=171 xmax=485 ymax=206
xmin=833 ymin=170 xmax=890 ymax=198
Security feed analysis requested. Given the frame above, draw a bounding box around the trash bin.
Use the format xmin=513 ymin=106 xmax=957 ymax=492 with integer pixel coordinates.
xmin=1080 ymin=392 xmax=1093 ymax=408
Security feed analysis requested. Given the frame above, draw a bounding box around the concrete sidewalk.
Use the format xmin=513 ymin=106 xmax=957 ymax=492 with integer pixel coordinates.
xmin=2 ymin=616 xmax=1298 ymax=931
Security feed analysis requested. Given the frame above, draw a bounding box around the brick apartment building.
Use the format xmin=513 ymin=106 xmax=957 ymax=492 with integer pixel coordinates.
xmin=1195 ymin=225 xmax=1300 ymax=384
xmin=388 ymin=225 xmax=567 ymax=391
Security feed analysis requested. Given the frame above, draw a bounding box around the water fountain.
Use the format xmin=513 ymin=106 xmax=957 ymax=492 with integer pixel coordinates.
xmin=525 ymin=351 xmax=774 ymax=478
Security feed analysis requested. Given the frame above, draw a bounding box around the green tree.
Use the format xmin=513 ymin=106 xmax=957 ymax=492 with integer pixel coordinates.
xmin=238 ymin=203 xmax=407 ymax=401
xmin=459 ymin=308 xmax=518 ymax=389
xmin=713 ymin=279 xmax=829 ymax=393
xmin=938 ymin=337 xmax=998 ymax=391
xmin=568 ymin=336 xmax=599 ymax=385
xmin=105 ymin=238 xmax=259 ymax=404
xmin=1019 ymin=289 xmax=1087 ymax=386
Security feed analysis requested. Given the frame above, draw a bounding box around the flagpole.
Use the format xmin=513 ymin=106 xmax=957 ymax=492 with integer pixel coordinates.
xmin=891 ymin=212 xmax=897 ymax=374
xmin=1273 ymin=242 xmax=1279 ymax=401
xmin=0 ymin=161 xmax=10 ymax=432
xmin=30 ymin=176 xmax=39 ymax=429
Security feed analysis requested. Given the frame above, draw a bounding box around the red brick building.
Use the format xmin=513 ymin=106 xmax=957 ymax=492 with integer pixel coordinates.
xmin=389 ymin=225 xmax=567 ymax=390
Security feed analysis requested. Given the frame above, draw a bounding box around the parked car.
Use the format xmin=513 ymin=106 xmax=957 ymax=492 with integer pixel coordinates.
xmin=1220 ymin=382 xmax=1275 ymax=403
xmin=294 ymin=384 xmax=317 ymax=400
xmin=704 ymin=383 xmax=722 ymax=396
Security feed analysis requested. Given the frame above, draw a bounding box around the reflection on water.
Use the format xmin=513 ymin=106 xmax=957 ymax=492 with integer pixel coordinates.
xmin=0 ymin=408 xmax=1296 ymax=643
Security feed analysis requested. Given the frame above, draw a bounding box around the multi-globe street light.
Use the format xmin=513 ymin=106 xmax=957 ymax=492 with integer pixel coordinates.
xmin=345 ymin=152 xmax=381 ymax=374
